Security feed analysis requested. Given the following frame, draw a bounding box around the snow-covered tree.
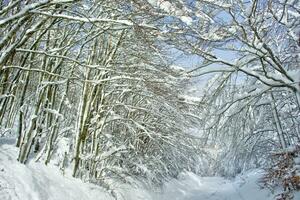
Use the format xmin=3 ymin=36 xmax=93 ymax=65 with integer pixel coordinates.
xmin=0 ymin=0 xmax=204 ymax=189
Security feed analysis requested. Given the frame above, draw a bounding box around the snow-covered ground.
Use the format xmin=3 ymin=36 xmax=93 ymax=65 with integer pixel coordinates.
xmin=0 ymin=138 xmax=297 ymax=200
xmin=159 ymin=171 xmax=272 ymax=200
xmin=0 ymin=138 xmax=113 ymax=200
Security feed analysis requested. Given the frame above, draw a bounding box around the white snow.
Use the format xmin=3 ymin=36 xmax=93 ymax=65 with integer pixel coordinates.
xmin=147 ymin=0 xmax=194 ymax=25
xmin=0 ymin=94 xmax=14 ymax=100
xmin=44 ymin=108 xmax=64 ymax=119
xmin=170 ymin=64 xmax=186 ymax=72
xmin=178 ymin=94 xmax=201 ymax=104
xmin=158 ymin=170 xmax=272 ymax=200
xmin=0 ymin=139 xmax=155 ymax=200
xmin=180 ymin=16 xmax=193 ymax=25
xmin=1 ymin=139 xmax=299 ymax=200
xmin=0 ymin=139 xmax=113 ymax=200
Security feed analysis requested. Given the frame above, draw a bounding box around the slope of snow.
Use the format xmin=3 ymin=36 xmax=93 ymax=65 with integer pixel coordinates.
xmin=1 ymin=138 xmax=299 ymax=200
xmin=0 ymin=138 xmax=156 ymax=200
xmin=0 ymin=139 xmax=113 ymax=200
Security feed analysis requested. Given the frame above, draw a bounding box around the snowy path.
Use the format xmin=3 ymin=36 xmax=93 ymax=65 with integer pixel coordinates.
xmin=159 ymin=171 xmax=272 ymax=200
xmin=0 ymin=139 xmax=276 ymax=200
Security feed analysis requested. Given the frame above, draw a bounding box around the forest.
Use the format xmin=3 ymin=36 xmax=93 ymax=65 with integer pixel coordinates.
xmin=0 ymin=0 xmax=299 ymax=199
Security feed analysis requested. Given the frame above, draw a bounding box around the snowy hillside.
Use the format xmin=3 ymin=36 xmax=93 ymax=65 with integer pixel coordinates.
xmin=0 ymin=139 xmax=113 ymax=200
xmin=2 ymin=138 xmax=297 ymax=200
